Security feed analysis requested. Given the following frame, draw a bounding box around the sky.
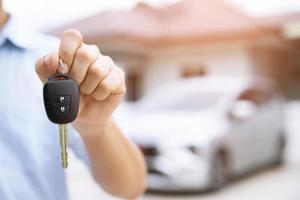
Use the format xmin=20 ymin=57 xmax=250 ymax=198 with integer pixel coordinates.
xmin=3 ymin=0 xmax=300 ymax=31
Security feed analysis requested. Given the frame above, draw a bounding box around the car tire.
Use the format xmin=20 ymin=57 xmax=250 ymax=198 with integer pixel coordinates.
xmin=209 ymin=150 xmax=229 ymax=191
xmin=274 ymin=133 xmax=286 ymax=165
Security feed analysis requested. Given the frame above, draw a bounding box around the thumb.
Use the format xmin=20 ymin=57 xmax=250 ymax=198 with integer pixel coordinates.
xmin=35 ymin=52 xmax=61 ymax=84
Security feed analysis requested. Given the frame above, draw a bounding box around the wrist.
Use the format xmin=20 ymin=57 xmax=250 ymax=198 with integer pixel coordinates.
xmin=72 ymin=117 xmax=114 ymax=140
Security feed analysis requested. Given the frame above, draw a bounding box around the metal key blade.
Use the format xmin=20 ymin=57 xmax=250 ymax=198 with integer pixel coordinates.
xmin=59 ymin=124 xmax=68 ymax=168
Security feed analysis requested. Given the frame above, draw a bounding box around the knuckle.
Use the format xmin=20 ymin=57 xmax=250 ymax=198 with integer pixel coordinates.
xmin=87 ymin=45 xmax=100 ymax=60
xmin=108 ymin=67 xmax=126 ymax=94
xmin=76 ymin=45 xmax=99 ymax=62
xmin=90 ymin=44 xmax=100 ymax=53
xmin=101 ymin=81 xmax=111 ymax=92
xmin=92 ymin=92 xmax=101 ymax=100
xmin=114 ymin=67 xmax=125 ymax=83
xmin=94 ymin=95 xmax=105 ymax=101
xmin=90 ymin=64 xmax=104 ymax=79
xmin=89 ymin=58 xmax=110 ymax=79
xmin=76 ymin=47 xmax=90 ymax=61
xmin=117 ymin=67 xmax=125 ymax=79
xmin=102 ymin=55 xmax=113 ymax=66
xmin=93 ymin=89 xmax=109 ymax=101
xmin=118 ymin=82 xmax=127 ymax=94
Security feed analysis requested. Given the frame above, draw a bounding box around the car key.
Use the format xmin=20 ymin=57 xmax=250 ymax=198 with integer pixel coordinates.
xmin=43 ymin=60 xmax=79 ymax=168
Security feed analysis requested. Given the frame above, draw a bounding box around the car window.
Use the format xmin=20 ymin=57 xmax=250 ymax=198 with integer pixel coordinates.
xmin=237 ymin=89 xmax=271 ymax=106
xmin=137 ymin=77 xmax=243 ymax=111
xmin=161 ymin=92 xmax=221 ymax=110
xmin=139 ymin=91 xmax=221 ymax=111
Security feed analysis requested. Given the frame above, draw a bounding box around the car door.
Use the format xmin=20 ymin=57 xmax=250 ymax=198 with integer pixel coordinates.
xmin=249 ymin=89 xmax=283 ymax=165
xmin=226 ymin=89 xmax=266 ymax=174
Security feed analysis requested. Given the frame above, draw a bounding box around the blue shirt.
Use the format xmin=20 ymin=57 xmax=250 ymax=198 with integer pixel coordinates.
xmin=0 ymin=16 xmax=90 ymax=200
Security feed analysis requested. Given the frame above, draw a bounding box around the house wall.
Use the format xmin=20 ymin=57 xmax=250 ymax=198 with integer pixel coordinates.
xmin=141 ymin=45 xmax=253 ymax=98
xmin=98 ymin=40 xmax=256 ymax=101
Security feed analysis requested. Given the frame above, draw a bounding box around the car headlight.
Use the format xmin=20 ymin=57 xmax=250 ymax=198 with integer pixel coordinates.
xmin=187 ymin=145 xmax=203 ymax=156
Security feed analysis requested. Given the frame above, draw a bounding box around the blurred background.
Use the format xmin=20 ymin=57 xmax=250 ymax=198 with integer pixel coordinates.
xmin=5 ymin=0 xmax=300 ymax=199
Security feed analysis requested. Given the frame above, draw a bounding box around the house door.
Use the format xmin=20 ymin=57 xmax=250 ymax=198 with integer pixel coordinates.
xmin=126 ymin=73 xmax=142 ymax=101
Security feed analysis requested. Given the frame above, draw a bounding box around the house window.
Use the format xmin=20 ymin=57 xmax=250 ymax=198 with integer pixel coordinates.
xmin=181 ymin=65 xmax=207 ymax=78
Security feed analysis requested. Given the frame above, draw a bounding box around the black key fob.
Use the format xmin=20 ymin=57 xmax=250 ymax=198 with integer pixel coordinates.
xmin=43 ymin=74 xmax=79 ymax=124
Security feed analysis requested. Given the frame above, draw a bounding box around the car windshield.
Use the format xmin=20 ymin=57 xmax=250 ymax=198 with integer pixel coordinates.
xmin=138 ymin=91 xmax=222 ymax=111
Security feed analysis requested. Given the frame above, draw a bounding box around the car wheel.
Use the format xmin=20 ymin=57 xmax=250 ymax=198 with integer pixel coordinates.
xmin=209 ymin=150 xmax=229 ymax=190
xmin=274 ymin=134 xmax=286 ymax=165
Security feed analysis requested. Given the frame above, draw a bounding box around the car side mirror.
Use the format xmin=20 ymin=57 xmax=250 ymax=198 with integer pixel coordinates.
xmin=228 ymin=100 xmax=258 ymax=122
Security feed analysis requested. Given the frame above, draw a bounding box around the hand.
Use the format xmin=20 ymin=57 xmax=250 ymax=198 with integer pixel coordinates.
xmin=35 ymin=30 xmax=126 ymax=133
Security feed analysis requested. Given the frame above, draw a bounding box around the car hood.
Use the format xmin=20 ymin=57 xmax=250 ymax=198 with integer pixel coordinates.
xmin=127 ymin=110 xmax=228 ymax=148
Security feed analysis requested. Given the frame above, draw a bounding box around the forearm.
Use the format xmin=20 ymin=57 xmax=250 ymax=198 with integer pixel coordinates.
xmin=73 ymin=119 xmax=147 ymax=199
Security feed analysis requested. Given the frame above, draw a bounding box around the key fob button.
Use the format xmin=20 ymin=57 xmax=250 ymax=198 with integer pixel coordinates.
xmin=55 ymin=95 xmax=71 ymax=103
xmin=54 ymin=104 xmax=70 ymax=115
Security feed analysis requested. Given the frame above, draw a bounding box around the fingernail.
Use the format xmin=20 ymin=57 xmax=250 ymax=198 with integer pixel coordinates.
xmin=44 ymin=55 xmax=51 ymax=66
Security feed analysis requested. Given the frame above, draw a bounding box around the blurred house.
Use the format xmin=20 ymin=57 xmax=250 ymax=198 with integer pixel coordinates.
xmin=52 ymin=0 xmax=300 ymax=101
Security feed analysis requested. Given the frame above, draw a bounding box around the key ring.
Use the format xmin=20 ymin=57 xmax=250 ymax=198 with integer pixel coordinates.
xmin=59 ymin=59 xmax=68 ymax=74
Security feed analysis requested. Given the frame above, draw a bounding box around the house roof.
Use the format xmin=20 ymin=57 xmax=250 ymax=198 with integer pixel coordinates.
xmin=52 ymin=0 xmax=300 ymax=46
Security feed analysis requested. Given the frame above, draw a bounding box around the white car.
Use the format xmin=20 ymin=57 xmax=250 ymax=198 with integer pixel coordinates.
xmin=128 ymin=76 xmax=286 ymax=192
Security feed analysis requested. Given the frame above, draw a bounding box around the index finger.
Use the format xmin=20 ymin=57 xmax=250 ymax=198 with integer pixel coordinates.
xmin=59 ymin=29 xmax=83 ymax=71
